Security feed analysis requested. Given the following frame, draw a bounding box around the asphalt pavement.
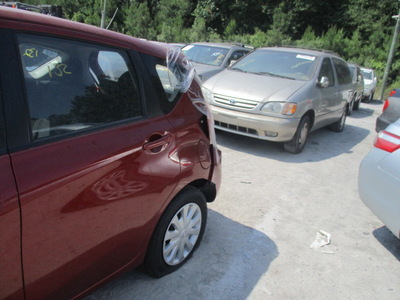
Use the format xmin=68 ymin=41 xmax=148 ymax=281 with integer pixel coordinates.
xmin=86 ymin=100 xmax=400 ymax=300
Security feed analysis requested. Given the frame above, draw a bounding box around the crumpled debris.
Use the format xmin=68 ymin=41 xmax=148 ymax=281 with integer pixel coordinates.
xmin=310 ymin=230 xmax=335 ymax=254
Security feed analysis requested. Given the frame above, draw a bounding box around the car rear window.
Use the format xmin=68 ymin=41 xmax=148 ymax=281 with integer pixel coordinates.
xmin=141 ymin=47 xmax=194 ymax=113
xmin=17 ymin=34 xmax=142 ymax=141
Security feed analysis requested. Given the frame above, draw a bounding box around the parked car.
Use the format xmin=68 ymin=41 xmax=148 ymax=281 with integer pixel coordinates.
xmin=361 ymin=67 xmax=377 ymax=102
xmin=202 ymin=47 xmax=352 ymax=153
xmin=376 ymin=88 xmax=400 ymax=132
xmin=0 ymin=6 xmax=221 ymax=300
xmin=347 ymin=62 xmax=364 ymax=113
xmin=358 ymin=118 xmax=400 ymax=239
xmin=182 ymin=42 xmax=252 ymax=82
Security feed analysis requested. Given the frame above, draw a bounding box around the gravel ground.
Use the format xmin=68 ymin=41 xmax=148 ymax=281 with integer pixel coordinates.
xmin=86 ymin=100 xmax=400 ymax=300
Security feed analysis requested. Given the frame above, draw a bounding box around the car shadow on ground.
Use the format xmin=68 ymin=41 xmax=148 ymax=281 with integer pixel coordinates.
xmin=351 ymin=100 xmax=382 ymax=119
xmin=215 ymin=122 xmax=370 ymax=163
xmin=85 ymin=210 xmax=278 ymax=300
xmin=372 ymin=226 xmax=400 ymax=262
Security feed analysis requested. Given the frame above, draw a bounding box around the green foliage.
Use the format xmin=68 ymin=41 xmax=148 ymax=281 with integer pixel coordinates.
xmin=123 ymin=2 xmax=156 ymax=39
xmin=17 ymin=0 xmax=400 ymax=87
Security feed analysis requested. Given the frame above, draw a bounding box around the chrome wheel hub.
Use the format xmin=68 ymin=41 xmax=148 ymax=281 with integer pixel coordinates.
xmin=163 ymin=203 xmax=202 ymax=266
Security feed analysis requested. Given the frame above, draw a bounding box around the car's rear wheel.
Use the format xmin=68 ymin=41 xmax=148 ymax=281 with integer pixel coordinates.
xmin=348 ymin=97 xmax=355 ymax=115
xmin=284 ymin=115 xmax=310 ymax=154
xmin=365 ymin=91 xmax=374 ymax=103
xmin=353 ymin=97 xmax=360 ymax=110
xmin=144 ymin=187 xmax=207 ymax=278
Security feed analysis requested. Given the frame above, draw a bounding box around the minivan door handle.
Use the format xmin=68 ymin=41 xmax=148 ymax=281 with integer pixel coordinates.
xmin=143 ymin=132 xmax=173 ymax=153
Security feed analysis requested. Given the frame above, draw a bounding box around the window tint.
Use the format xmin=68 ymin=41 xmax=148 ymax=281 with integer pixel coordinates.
xmin=142 ymin=48 xmax=194 ymax=111
xmin=18 ymin=34 xmax=141 ymax=141
xmin=0 ymin=95 xmax=6 ymax=153
xmin=332 ymin=58 xmax=352 ymax=85
xmin=319 ymin=58 xmax=335 ymax=87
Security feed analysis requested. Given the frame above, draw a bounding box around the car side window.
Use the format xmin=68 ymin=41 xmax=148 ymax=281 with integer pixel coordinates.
xmin=332 ymin=58 xmax=352 ymax=85
xmin=17 ymin=34 xmax=141 ymax=141
xmin=0 ymin=95 xmax=6 ymax=153
xmin=227 ymin=50 xmax=247 ymax=66
xmin=318 ymin=58 xmax=335 ymax=87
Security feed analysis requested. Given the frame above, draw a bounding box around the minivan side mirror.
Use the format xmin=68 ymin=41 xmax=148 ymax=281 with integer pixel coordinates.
xmin=319 ymin=76 xmax=330 ymax=88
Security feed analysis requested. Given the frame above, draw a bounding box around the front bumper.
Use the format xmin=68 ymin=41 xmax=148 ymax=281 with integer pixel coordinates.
xmin=363 ymin=87 xmax=375 ymax=97
xmin=211 ymin=105 xmax=300 ymax=142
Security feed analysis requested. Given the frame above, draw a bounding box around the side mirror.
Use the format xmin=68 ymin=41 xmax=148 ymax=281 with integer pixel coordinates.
xmin=319 ymin=76 xmax=329 ymax=88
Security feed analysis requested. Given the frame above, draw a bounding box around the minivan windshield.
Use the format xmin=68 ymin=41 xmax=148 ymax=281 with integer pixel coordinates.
xmin=182 ymin=44 xmax=229 ymax=66
xmin=229 ymin=49 xmax=318 ymax=81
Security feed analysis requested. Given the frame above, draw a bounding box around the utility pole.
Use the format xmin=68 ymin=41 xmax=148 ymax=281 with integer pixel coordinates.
xmin=100 ymin=0 xmax=107 ymax=28
xmin=379 ymin=10 xmax=400 ymax=101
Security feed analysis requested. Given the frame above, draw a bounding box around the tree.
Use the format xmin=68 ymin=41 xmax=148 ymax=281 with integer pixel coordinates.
xmin=124 ymin=1 xmax=156 ymax=39
xmin=153 ymin=0 xmax=194 ymax=42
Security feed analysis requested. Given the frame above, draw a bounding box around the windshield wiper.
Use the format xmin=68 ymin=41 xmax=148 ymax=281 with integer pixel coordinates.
xmin=230 ymin=67 xmax=248 ymax=73
xmin=254 ymin=72 xmax=295 ymax=80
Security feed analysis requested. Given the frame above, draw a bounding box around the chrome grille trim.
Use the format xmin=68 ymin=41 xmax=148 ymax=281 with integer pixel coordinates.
xmin=213 ymin=94 xmax=259 ymax=109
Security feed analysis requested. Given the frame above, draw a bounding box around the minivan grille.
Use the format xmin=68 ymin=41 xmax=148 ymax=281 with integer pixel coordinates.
xmin=214 ymin=121 xmax=258 ymax=136
xmin=213 ymin=94 xmax=258 ymax=110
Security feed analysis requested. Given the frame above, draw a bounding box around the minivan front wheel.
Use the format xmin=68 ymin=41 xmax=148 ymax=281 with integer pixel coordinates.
xmin=144 ymin=188 xmax=207 ymax=278
xmin=284 ymin=115 xmax=311 ymax=154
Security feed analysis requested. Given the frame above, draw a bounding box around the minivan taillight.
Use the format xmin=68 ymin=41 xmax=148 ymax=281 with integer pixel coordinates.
xmin=374 ymin=130 xmax=400 ymax=153
xmin=382 ymin=99 xmax=390 ymax=112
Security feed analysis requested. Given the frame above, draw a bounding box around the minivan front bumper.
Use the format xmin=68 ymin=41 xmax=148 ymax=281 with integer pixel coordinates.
xmin=211 ymin=105 xmax=301 ymax=142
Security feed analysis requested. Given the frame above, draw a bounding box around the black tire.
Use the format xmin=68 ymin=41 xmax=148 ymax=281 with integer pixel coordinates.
xmin=144 ymin=188 xmax=207 ymax=278
xmin=283 ymin=115 xmax=311 ymax=154
xmin=364 ymin=91 xmax=374 ymax=103
xmin=353 ymin=98 xmax=360 ymax=110
xmin=329 ymin=106 xmax=347 ymax=132
xmin=348 ymin=97 xmax=355 ymax=115
xmin=369 ymin=91 xmax=374 ymax=102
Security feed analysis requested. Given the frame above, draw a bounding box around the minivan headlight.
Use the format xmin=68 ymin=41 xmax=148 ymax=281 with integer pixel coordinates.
xmin=201 ymin=86 xmax=214 ymax=103
xmin=261 ymin=102 xmax=297 ymax=115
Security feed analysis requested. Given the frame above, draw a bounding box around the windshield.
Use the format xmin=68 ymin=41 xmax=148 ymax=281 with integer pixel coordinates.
xmin=182 ymin=44 xmax=229 ymax=66
xmin=362 ymin=69 xmax=373 ymax=80
xmin=229 ymin=49 xmax=318 ymax=81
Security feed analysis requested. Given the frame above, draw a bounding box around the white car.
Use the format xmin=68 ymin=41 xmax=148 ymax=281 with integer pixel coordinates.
xmin=358 ymin=119 xmax=400 ymax=239
xmin=360 ymin=67 xmax=377 ymax=102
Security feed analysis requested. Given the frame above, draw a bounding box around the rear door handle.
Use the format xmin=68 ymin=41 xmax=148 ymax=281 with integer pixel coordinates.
xmin=143 ymin=132 xmax=173 ymax=153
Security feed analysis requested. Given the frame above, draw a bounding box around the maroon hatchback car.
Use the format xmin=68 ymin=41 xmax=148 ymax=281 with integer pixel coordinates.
xmin=0 ymin=7 xmax=221 ymax=300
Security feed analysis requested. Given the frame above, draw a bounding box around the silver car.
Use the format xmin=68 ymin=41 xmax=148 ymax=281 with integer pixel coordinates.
xmin=359 ymin=118 xmax=400 ymax=239
xmin=202 ymin=47 xmax=352 ymax=153
xmin=182 ymin=42 xmax=252 ymax=82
